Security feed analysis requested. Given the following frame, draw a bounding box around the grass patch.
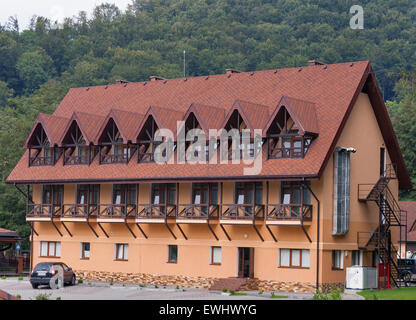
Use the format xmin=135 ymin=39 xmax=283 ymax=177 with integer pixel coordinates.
xmin=229 ymin=290 xmax=247 ymax=296
xmin=271 ymin=292 xmax=288 ymax=299
xmin=357 ymin=287 xmax=416 ymax=300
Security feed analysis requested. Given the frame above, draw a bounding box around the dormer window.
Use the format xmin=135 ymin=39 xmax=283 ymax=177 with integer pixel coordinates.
xmin=224 ymin=110 xmax=256 ymax=160
xmin=265 ymin=96 xmax=318 ymax=159
xmin=61 ymin=120 xmax=94 ymax=165
xmin=136 ymin=115 xmax=161 ymax=163
xmin=27 ymin=124 xmax=60 ymax=166
xmin=98 ymin=118 xmax=132 ymax=164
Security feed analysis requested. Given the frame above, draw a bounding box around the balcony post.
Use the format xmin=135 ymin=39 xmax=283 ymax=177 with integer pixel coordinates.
xmin=266 ymin=181 xmax=269 ymax=220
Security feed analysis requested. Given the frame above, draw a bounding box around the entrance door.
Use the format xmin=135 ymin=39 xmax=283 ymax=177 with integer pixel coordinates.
xmin=380 ymin=147 xmax=386 ymax=177
xmin=238 ymin=248 xmax=254 ymax=278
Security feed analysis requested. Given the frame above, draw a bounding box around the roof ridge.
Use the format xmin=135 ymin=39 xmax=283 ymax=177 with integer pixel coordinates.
xmin=66 ymin=60 xmax=371 ymax=91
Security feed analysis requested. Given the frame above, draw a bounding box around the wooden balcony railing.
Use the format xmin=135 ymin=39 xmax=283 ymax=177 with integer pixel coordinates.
xmin=100 ymin=153 xmax=129 ymax=164
xmin=220 ymin=204 xmax=264 ymax=221
xmin=29 ymin=156 xmax=55 ymax=166
xmin=64 ymin=155 xmax=89 ymax=165
xmin=177 ymin=204 xmax=219 ymax=220
xmin=266 ymin=204 xmax=312 ymax=221
xmin=98 ymin=204 xmax=137 ymax=219
xmin=136 ymin=204 xmax=176 ymax=219
xmin=268 ymin=147 xmax=303 ymax=159
xmin=62 ymin=204 xmax=98 ymax=218
xmin=26 ymin=204 xmax=62 ymax=218
xmin=138 ymin=152 xmax=154 ymax=163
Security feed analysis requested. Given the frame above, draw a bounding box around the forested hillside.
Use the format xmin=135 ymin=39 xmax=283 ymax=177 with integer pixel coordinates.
xmin=0 ymin=0 xmax=415 ymax=246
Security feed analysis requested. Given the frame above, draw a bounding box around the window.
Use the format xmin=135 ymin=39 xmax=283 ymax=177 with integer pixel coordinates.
xmin=279 ymin=249 xmax=310 ymax=268
xmin=77 ymin=184 xmax=100 ymax=205
xmin=281 ymin=181 xmax=311 ymax=205
xmin=113 ymin=184 xmax=137 ymax=205
xmin=352 ymin=250 xmax=363 ymax=266
xmin=39 ymin=241 xmax=61 ymax=258
xmin=151 ymin=183 xmax=176 ymax=210
xmin=192 ymin=183 xmax=218 ymax=213
xmin=42 ymin=185 xmax=64 ymax=206
xmin=332 ymin=250 xmax=344 ymax=270
xmin=333 ymin=149 xmax=350 ymax=235
xmin=81 ymin=243 xmax=90 ymax=260
xmin=114 ymin=244 xmax=128 ymax=261
xmin=211 ymin=247 xmax=222 ymax=265
xmin=167 ymin=245 xmax=178 ymax=263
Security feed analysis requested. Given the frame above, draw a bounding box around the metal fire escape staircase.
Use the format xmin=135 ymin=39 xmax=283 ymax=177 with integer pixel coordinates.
xmin=358 ymin=164 xmax=407 ymax=288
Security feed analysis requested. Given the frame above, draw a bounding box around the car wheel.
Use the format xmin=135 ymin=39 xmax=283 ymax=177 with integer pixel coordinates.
xmin=31 ymin=283 xmax=38 ymax=289
xmin=405 ymin=272 xmax=412 ymax=283
xmin=71 ymin=275 xmax=76 ymax=286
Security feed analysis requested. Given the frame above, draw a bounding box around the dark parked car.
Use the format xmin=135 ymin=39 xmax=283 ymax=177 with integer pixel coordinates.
xmin=30 ymin=262 xmax=76 ymax=289
xmin=398 ymin=258 xmax=416 ymax=282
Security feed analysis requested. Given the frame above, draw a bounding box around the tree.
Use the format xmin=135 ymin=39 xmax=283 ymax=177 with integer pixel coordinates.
xmin=15 ymin=49 xmax=55 ymax=93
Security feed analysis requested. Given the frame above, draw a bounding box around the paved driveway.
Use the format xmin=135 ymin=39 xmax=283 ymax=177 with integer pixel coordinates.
xmin=0 ymin=277 xmax=362 ymax=300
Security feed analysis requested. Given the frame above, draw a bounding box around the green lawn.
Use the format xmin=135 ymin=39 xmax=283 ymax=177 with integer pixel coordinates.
xmin=357 ymin=287 xmax=416 ymax=300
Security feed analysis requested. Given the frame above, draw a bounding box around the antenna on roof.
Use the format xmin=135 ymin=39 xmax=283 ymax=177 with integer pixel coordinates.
xmin=183 ymin=50 xmax=186 ymax=78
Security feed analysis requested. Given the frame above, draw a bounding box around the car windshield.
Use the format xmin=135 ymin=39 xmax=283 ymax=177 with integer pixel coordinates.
xmin=33 ymin=263 xmax=52 ymax=271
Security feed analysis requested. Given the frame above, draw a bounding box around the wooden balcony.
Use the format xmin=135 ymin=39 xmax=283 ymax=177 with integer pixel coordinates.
xmin=220 ymin=204 xmax=264 ymax=224
xmin=26 ymin=204 xmax=61 ymax=221
xmin=97 ymin=204 xmax=136 ymax=223
xmin=29 ymin=156 xmax=55 ymax=166
xmin=136 ymin=204 xmax=176 ymax=223
xmin=63 ymin=154 xmax=89 ymax=166
xmin=266 ymin=204 xmax=312 ymax=226
xmin=176 ymin=204 xmax=219 ymax=224
xmin=138 ymin=152 xmax=154 ymax=163
xmin=61 ymin=204 xmax=98 ymax=222
xmin=268 ymin=146 xmax=303 ymax=159
xmin=100 ymin=153 xmax=129 ymax=164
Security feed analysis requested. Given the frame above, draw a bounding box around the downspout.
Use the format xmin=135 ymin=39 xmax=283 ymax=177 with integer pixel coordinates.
xmin=303 ymin=180 xmax=320 ymax=291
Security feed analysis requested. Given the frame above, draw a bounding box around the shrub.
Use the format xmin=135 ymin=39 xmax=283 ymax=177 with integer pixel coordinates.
xmin=56 ymin=297 xmax=61 ymax=300
xmin=258 ymin=290 xmax=264 ymax=295
xmin=35 ymin=293 xmax=51 ymax=300
xmin=15 ymin=294 xmax=21 ymax=299
xmin=221 ymin=288 xmax=227 ymax=293
xmin=78 ymin=279 xmax=83 ymax=284
xmin=1 ymin=276 xmax=6 ymax=280
xmin=18 ymin=276 xmax=23 ymax=280
xmin=154 ymin=285 xmax=159 ymax=289
xmin=329 ymin=289 xmax=342 ymax=300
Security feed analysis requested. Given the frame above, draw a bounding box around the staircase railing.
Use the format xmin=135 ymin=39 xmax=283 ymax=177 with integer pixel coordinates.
xmin=356 ymin=163 xmax=406 ymax=288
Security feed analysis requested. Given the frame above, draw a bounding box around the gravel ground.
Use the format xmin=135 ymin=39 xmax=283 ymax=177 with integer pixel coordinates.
xmin=0 ymin=277 xmax=363 ymax=300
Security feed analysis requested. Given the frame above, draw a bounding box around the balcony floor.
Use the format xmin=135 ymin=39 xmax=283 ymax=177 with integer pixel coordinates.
xmin=266 ymin=220 xmax=312 ymax=226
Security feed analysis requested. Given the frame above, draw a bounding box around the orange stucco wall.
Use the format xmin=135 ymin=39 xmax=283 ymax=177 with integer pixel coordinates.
xmin=29 ymin=93 xmax=401 ymax=286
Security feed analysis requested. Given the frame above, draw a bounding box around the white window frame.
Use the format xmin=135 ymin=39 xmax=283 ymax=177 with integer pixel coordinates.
xmin=39 ymin=241 xmax=61 ymax=258
xmin=333 ymin=148 xmax=350 ymax=235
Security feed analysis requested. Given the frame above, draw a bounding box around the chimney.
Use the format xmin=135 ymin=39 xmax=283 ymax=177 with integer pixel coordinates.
xmin=308 ymin=60 xmax=325 ymax=66
xmin=225 ymin=69 xmax=241 ymax=75
xmin=116 ymin=79 xmax=129 ymax=84
xmin=150 ymin=76 xmax=166 ymax=82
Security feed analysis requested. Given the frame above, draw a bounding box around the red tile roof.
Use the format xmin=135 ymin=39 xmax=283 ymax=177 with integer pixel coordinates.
xmin=399 ymin=202 xmax=416 ymax=242
xmin=94 ymin=109 xmax=144 ymax=144
xmin=6 ymin=61 xmax=412 ymax=188
xmin=0 ymin=227 xmax=21 ymax=242
xmin=182 ymin=103 xmax=226 ymax=135
xmin=24 ymin=113 xmax=69 ymax=148
xmin=59 ymin=112 xmax=105 ymax=146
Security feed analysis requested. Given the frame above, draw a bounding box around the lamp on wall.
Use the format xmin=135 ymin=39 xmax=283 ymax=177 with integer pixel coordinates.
xmin=336 ymin=146 xmax=357 ymax=153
